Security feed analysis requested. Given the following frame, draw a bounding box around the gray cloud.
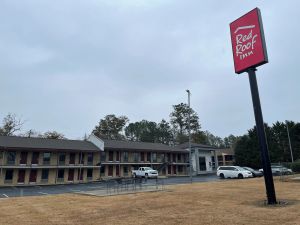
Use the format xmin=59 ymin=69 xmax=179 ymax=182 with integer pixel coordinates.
xmin=1 ymin=0 xmax=300 ymax=139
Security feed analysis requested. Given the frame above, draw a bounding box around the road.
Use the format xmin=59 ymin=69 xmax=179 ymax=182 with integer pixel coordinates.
xmin=0 ymin=174 xmax=220 ymax=198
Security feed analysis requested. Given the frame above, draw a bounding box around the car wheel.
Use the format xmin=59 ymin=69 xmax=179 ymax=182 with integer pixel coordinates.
xmin=238 ymin=174 xmax=243 ymax=179
xmin=220 ymin=173 xmax=225 ymax=179
xmin=133 ymin=173 xmax=136 ymax=178
xmin=145 ymin=173 xmax=148 ymax=179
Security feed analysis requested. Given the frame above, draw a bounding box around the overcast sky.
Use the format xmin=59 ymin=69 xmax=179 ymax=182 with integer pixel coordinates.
xmin=1 ymin=1 xmax=299 ymax=140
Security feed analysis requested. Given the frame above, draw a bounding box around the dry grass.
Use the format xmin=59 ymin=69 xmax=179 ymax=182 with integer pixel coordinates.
xmin=1 ymin=178 xmax=300 ymax=225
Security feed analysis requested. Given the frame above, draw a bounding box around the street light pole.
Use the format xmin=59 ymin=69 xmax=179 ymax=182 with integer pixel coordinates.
xmin=286 ymin=121 xmax=294 ymax=163
xmin=186 ymin=90 xmax=192 ymax=183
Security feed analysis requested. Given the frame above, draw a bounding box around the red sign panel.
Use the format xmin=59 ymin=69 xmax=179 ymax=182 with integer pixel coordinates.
xmin=230 ymin=8 xmax=268 ymax=74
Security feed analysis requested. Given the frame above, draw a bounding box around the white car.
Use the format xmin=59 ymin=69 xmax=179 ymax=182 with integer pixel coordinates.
xmin=132 ymin=167 xmax=158 ymax=179
xmin=217 ymin=166 xmax=253 ymax=179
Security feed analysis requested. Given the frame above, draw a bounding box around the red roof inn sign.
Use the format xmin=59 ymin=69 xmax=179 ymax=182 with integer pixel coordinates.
xmin=230 ymin=8 xmax=268 ymax=74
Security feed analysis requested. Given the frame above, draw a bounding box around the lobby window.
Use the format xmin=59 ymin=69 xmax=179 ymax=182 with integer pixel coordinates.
xmin=87 ymin=153 xmax=93 ymax=165
xmin=123 ymin=152 xmax=128 ymax=162
xmin=59 ymin=153 xmax=66 ymax=165
xmin=5 ymin=169 xmax=14 ymax=183
xmin=43 ymin=153 xmax=51 ymax=165
xmin=41 ymin=169 xmax=49 ymax=182
xmin=108 ymin=165 xmax=113 ymax=176
xmin=69 ymin=153 xmax=75 ymax=164
xmin=6 ymin=152 xmax=16 ymax=165
xmin=87 ymin=169 xmax=93 ymax=180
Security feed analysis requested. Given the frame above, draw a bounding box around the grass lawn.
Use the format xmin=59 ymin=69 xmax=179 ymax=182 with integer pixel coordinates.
xmin=0 ymin=177 xmax=299 ymax=225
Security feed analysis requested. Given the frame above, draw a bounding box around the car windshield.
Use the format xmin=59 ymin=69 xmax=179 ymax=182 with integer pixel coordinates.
xmin=243 ymin=167 xmax=254 ymax=172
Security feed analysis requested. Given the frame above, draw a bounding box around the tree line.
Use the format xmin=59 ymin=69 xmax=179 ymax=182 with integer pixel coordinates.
xmin=234 ymin=121 xmax=300 ymax=168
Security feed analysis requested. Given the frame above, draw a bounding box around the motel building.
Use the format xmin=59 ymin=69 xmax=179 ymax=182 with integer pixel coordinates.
xmin=0 ymin=135 xmax=189 ymax=186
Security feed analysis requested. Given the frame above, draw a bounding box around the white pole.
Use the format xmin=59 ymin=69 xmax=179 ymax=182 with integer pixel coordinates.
xmin=186 ymin=90 xmax=192 ymax=183
xmin=286 ymin=121 xmax=294 ymax=163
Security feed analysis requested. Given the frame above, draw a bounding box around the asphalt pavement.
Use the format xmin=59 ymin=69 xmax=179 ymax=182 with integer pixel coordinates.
xmin=0 ymin=174 xmax=220 ymax=198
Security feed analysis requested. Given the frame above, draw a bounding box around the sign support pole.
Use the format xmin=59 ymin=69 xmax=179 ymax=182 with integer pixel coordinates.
xmin=247 ymin=67 xmax=277 ymax=204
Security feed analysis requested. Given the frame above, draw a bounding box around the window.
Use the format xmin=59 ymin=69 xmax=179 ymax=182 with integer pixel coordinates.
xmin=6 ymin=152 xmax=16 ymax=165
xmin=147 ymin=152 xmax=151 ymax=162
xmin=29 ymin=169 xmax=37 ymax=183
xmin=87 ymin=153 xmax=93 ymax=165
xmin=18 ymin=170 xmax=25 ymax=183
xmin=5 ymin=169 xmax=14 ymax=183
xmin=68 ymin=169 xmax=74 ymax=181
xmin=123 ymin=166 xmax=128 ymax=176
xmin=225 ymin=155 xmax=233 ymax=161
xmin=123 ymin=152 xmax=128 ymax=162
xmin=59 ymin=153 xmax=66 ymax=165
xmin=177 ymin=154 xmax=182 ymax=162
xmin=133 ymin=153 xmax=139 ymax=162
xmin=100 ymin=152 xmax=106 ymax=162
xmin=57 ymin=169 xmax=64 ymax=182
xmin=43 ymin=153 xmax=51 ymax=165
xmin=78 ymin=153 xmax=85 ymax=164
xmin=20 ymin=152 xmax=28 ymax=164
xmin=69 ymin=153 xmax=75 ymax=164
xmin=178 ymin=165 xmax=183 ymax=173
xmin=108 ymin=165 xmax=113 ymax=176
xmin=41 ymin=169 xmax=49 ymax=181
xmin=78 ymin=169 xmax=83 ymax=181
xmin=116 ymin=151 xmax=120 ymax=161
xmin=87 ymin=169 xmax=93 ymax=179
xmin=100 ymin=166 xmax=105 ymax=176
xmin=116 ymin=165 xmax=120 ymax=176
xmin=140 ymin=152 xmax=145 ymax=162
xmin=31 ymin=152 xmax=39 ymax=164
xmin=108 ymin=151 xmax=113 ymax=161
xmin=152 ymin=153 xmax=157 ymax=163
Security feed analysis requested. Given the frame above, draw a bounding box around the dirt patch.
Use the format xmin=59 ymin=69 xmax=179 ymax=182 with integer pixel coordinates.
xmin=0 ymin=178 xmax=299 ymax=225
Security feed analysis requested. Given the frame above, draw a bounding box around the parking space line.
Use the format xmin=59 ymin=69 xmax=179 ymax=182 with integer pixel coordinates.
xmin=70 ymin=189 xmax=81 ymax=192
xmin=2 ymin=194 xmax=9 ymax=198
xmin=38 ymin=192 xmax=48 ymax=195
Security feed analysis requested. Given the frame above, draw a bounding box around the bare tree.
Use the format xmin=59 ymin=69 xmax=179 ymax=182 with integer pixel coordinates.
xmin=0 ymin=113 xmax=24 ymax=136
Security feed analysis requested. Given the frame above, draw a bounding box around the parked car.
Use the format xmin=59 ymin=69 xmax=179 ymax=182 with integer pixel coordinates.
xmin=243 ymin=167 xmax=263 ymax=177
xmin=132 ymin=167 xmax=158 ymax=179
xmin=259 ymin=166 xmax=293 ymax=175
xmin=217 ymin=166 xmax=253 ymax=179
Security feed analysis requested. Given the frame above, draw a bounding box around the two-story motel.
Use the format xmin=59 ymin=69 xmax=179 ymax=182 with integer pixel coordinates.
xmin=0 ymin=135 xmax=190 ymax=186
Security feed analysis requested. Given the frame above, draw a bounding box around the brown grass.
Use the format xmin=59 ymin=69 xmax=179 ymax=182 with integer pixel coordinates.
xmin=0 ymin=178 xmax=300 ymax=225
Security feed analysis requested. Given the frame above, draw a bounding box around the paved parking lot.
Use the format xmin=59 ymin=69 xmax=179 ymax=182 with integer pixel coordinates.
xmin=0 ymin=174 xmax=220 ymax=198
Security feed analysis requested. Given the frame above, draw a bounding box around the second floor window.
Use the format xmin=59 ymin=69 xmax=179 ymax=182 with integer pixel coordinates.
xmin=43 ymin=153 xmax=51 ymax=165
xmin=59 ymin=153 xmax=66 ymax=165
xmin=147 ymin=152 xmax=151 ymax=162
xmin=78 ymin=153 xmax=84 ymax=164
xmin=133 ymin=152 xmax=139 ymax=162
xmin=6 ymin=152 xmax=16 ymax=165
xmin=123 ymin=152 xmax=128 ymax=162
xmin=87 ymin=153 xmax=93 ymax=165
xmin=31 ymin=152 xmax=39 ymax=164
xmin=152 ymin=153 xmax=157 ymax=162
xmin=108 ymin=152 xmax=113 ymax=161
xmin=20 ymin=152 xmax=28 ymax=164
xmin=140 ymin=152 xmax=145 ymax=162
xmin=69 ymin=153 xmax=75 ymax=164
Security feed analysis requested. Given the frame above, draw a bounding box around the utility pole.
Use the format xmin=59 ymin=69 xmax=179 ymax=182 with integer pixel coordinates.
xmin=186 ymin=90 xmax=193 ymax=183
xmin=286 ymin=121 xmax=294 ymax=163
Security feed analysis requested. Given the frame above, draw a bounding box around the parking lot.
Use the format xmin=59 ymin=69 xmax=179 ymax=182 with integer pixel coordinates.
xmin=0 ymin=174 xmax=220 ymax=198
